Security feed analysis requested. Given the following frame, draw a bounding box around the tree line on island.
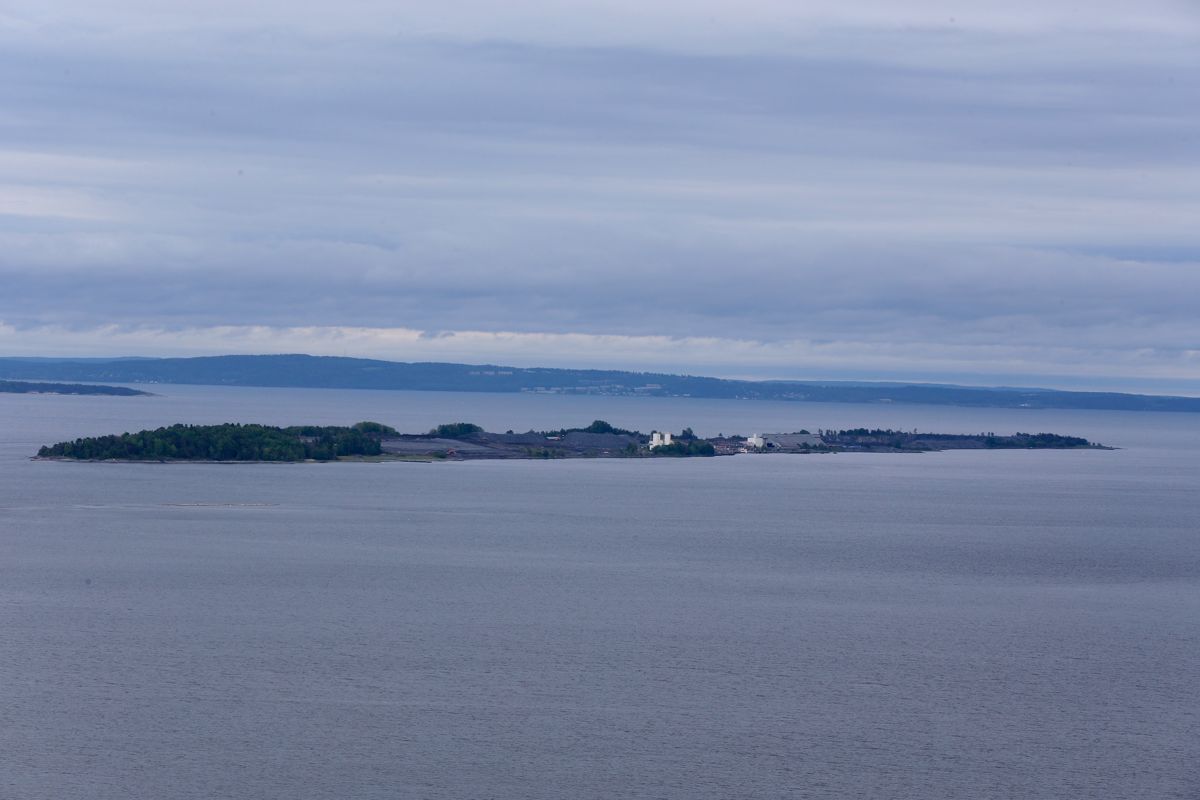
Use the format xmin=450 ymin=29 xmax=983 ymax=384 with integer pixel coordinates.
xmin=38 ymin=422 xmax=400 ymax=462
xmin=429 ymin=420 xmax=640 ymax=439
xmin=821 ymin=428 xmax=1091 ymax=449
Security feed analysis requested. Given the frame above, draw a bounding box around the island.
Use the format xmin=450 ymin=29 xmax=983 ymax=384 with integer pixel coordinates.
xmin=35 ymin=420 xmax=1108 ymax=462
xmin=1 ymin=379 xmax=150 ymax=396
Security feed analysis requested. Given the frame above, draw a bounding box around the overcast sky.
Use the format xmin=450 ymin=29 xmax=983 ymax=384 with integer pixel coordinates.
xmin=2 ymin=1 xmax=1198 ymax=391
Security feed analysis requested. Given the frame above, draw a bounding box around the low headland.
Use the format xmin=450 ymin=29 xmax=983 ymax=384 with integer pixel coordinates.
xmin=35 ymin=420 xmax=1108 ymax=462
xmin=1 ymin=379 xmax=150 ymax=396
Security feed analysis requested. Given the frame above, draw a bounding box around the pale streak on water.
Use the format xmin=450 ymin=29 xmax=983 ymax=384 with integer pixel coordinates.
xmin=2 ymin=385 xmax=1198 ymax=799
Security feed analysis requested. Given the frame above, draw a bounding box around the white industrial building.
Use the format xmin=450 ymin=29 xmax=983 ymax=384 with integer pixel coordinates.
xmin=745 ymin=432 xmax=823 ymax=450
xmin=649 ymin=431 xmax=674 ymax=448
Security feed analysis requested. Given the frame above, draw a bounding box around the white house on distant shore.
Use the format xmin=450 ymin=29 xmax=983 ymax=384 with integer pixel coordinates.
xmin=746 ymin=434 xmax=766 ymax=449
xmin=649 ymin=431 xmax=674 ymax=448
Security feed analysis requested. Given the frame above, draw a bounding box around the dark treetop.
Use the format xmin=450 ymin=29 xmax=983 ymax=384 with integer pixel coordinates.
xmin=38 ymin=422 xmax=399 ymax=462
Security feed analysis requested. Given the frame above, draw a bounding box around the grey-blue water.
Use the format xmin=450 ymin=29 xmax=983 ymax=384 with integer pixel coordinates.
xmin=3 ymin=385 xmax=1198 ymax=799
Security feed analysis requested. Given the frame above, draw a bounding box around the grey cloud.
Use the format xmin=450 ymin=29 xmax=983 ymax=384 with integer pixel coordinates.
xmin=4 ymin=225 xmax=1197 ymax=354
xmin=6 ymin=29 xmax=1196 ymax=164
xmin=1 ymin=13 xmax=1197 ymax=385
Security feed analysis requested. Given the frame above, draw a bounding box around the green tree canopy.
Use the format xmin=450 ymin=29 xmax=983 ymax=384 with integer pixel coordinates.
xmin=429 ymin=422 xmax=484 ymax=439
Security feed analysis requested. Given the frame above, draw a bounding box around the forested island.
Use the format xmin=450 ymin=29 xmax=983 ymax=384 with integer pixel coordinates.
xmin=36 ymin=420 xmax=1106 ymax=462
xmin=1 ymin=380 xmax=149 ymax=396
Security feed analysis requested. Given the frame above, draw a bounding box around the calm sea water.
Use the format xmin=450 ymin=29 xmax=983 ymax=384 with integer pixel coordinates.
xmin=2 ymin=385 xmax=1198 ymax=799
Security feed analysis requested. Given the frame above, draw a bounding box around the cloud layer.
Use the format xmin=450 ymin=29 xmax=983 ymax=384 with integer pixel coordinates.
xmin=2 ymin=2 xmax=1198 ymax=389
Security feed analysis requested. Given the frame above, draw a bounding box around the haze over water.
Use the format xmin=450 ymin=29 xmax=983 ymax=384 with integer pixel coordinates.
xmin=3 ymin=386 xmax=1198 ymax=798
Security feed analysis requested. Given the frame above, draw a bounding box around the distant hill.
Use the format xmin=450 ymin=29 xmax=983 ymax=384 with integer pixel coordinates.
xmin=1 ymin=354 xmax=1197 ymax=412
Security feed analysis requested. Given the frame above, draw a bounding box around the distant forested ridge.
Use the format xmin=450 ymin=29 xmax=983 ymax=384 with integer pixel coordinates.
xmin=39 ymin=422 xmax=398 ymax=461
xmin=3 ymin=354 xmax=1197 ymax=412
xmin=0 ymin=379 xmax=148 ymax=396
